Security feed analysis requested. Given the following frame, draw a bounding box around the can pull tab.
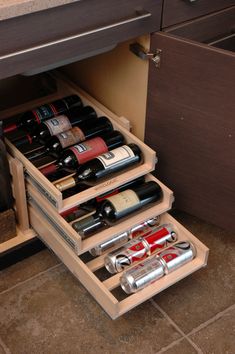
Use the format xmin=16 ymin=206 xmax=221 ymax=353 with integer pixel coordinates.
xmin=129 ymin=43 xmax=162 ymax=68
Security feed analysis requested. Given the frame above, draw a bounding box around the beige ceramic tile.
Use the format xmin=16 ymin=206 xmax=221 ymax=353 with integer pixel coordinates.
xmin=0 ymin=249 xmax=60 ymax=293
xmin=0 ymin=266 xmax=181 ymax=354
xmin=153 ymin=211 xmax=235 ymax=333
xmin=190 ymin=307 xmax=235 ymax=354
xmin=0 ymin=343 xmax=6 ymax=354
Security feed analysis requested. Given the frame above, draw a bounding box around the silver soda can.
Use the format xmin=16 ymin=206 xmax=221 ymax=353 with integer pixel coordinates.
xmin=158 ymin=241 xmax=196 ymax=274
xmin=89 ymin=230 xmax=129 ymax=257
xmin=143 ymin=223 xmax=177 ymax=254
xmin=104 ymin=237 xmax=148 ymax=274
xmin=89 ymin=216 xmax=160 ymax=256
xmin=120 ymin=256 xmax=165 ymax=294
xmin=104 ymin=223 xmax=176 ymax=274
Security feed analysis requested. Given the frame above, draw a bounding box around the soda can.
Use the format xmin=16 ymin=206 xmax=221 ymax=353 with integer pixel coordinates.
xmin=120 ymin=257 xmax=165 ymax=294
xmin=158 ymin=241 xmax=196 ymax=274
xmin=89 ymin=216 xmax=160 ymax=256
xmin=104 ymin=237 xmax=148 ymax=274
xmin=144 ymin=224 xmax=177 ymax=254
xmin=104 ymin=223 xmax=177 ymax=274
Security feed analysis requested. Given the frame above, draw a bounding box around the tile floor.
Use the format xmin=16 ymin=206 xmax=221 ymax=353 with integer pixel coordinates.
xmin=0 ymin=211 xmax=234 ymax=354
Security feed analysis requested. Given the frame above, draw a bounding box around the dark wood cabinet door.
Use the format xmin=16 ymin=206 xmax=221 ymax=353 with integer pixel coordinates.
xmin=145 ymin=31 xmax=235 ymax=230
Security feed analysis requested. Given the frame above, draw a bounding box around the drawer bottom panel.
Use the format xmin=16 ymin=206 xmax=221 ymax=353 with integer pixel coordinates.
xmin=29 ymin=206 xmax=209 ymax=319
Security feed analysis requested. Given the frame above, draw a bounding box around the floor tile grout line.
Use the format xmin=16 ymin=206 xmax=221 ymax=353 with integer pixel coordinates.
xmin=151 ymin=299 xmax=204 ymax=354
xmin=0 ymin=337 xmax=11 ymax=354
xmin=0 ymin=262 xmax=63 ymax=296
xmin=155 ymin=336 xmax=185 ymax=354
xmin=187 ymin=303 xmax=235 ymax=337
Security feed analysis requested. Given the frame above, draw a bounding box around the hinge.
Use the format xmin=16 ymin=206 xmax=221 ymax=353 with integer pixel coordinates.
xmin=129 ymin=43 xmax=162 ymax=68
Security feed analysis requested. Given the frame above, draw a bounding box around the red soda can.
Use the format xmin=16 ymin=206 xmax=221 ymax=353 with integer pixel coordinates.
xmin=104 ymin=223 xmax=177 ymax=273
xmin=158 ymin=241 xmax=196 ymax=273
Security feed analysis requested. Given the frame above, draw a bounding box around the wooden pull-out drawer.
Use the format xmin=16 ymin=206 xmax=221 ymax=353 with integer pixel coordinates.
xmin=27 ymin=173 xmax=174 ymax=255
xmin=29 ymin=206 xmax=209 ymax=319
xmin=6 ymin=74 xmax=156 ymax=212
xmin=145 ymin=6 xmax=235 ymax=230
xmin=162 ymin=0 xmax=235 ymax=28
xmin=0 ymin=0 xmax=162 ymax=80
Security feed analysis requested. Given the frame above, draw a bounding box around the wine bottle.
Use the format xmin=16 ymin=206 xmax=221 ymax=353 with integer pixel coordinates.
xmin=0 ymin=122 xmax=14 ymax=212
xmin=60 ymin=176 xmax=145 ymax=222
xmin=54 ymin=143 xmax=141 ymax=192
xmin=39 ymin=130 xmax=125 ymax=177
xmin=82 ymin=176 xmax=145 ymax=209
xmin=27 ymin=116 xmax=113 ymax=160
xmin=72 ymin=181 xmax=163 ymax=237
xmin=60 ymin=205 xmax=92 ymax=222
xmin=12 ymin=106 xmax=96 ymax=147
xmin=99 ymin=181 xmax=162 ymax=222
xmin=3 ymin=95 xmax=82 ymax=133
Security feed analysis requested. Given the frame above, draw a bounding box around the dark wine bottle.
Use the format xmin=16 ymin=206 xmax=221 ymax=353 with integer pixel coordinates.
xmin=39 ymin=130 xmax=125 ymax=177
xmin=72 ymin=181 xmax=163 ymax=237
xmin=60 ymin=176 xmax=145 ymax=222
xmin=0 ymin=122 xmax=14 ymax=212
xmin=83 ymin=175 xmax=145 ymax=209
xmin=60 ymin=205 xmax=92 ymax=222
xmin=99 ymin=181 xmax=162 ymax=222
xmin=12 ymin=106 xmax=96 ymax=147
xmin=54 ymin=143 xmax=142 ymax=192
xmin=3 ymin=95 xmax=82 ymax=133
xmin=27 ymin=116 xmax=113 ymax=160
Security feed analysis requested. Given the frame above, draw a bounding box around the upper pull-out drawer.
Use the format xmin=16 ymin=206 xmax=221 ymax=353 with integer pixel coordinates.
xmin=162 ymin=0 xmax=235 ymax=28
xmin=145 ymin=6 xmax=235 ymax=230
xmin=6 ymin=74 xmax=157 ymax=212
xmin=0 ymin=0 xmax=162 ymax=80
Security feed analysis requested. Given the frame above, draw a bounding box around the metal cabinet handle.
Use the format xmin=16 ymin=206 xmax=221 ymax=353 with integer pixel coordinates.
xmin=0 ymin=10 xmax=151 ymax=61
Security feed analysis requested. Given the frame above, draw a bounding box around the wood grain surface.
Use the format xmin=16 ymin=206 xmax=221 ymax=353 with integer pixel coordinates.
xmin=162 ymin=0 xmax=235 ymax=28
xmin=0 ymin=0 xmax=162 ymax=80
xmin=145 ymin=31 xmax=235 ymax=230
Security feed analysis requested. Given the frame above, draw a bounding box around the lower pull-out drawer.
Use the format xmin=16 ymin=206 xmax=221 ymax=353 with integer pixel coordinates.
xmin=29 ymin=206 xmax=209 ymax=319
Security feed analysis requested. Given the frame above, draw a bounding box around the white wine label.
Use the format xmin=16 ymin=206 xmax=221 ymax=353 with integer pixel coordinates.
xmin=107 ymin=190 xmax=140 ymax=213
xmin=97 ymin=145 xmax=135 ymax=169
xmin=44 ymin=115 xmax=72 ymax=135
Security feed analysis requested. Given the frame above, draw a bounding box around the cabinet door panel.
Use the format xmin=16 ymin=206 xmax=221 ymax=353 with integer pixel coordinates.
xmin=145 ymin=31 xmax=235 ymax=230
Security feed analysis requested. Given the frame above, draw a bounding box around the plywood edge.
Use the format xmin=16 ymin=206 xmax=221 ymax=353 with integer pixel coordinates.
xmin=0 ymin=227 xmax=37 ymax=254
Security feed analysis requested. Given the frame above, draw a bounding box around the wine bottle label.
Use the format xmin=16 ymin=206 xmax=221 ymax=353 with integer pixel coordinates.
xmin=97 ymin=145 xmax=135 ymax=169
xmin=44 ymin=115 xmax=72 ymax=135
xmin=57 ymin=127 xmax=85 ymax=148
xmin=70 ymin=137 xmax=108 ymax=164
xmin=32 ymin=104 xmax=58 ymax=123
xmin=107 ymin=190 xmax=140 ymax=214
